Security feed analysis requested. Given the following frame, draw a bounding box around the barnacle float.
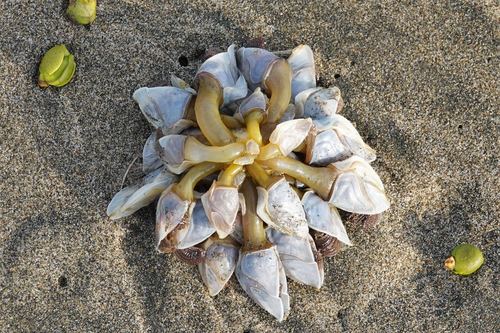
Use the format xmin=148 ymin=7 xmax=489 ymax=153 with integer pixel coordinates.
xmin=107 ymin=44 xmax=390 ymax=321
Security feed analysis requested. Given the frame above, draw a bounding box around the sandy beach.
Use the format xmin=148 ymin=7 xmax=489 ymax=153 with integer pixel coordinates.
xmin=0 ymin=1 xmax=498 ymax=332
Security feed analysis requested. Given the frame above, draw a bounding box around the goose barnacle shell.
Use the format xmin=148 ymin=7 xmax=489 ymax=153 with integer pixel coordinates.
xmin=305 ymin=126 xmax=352 ymax=165
xmin=236 ymin=246 xmax=290 ymax=321
xmin=199 ymin=237 xmax=239 ymax=296
xmin=269 ymin=118 xmax=312 ymax=156
xmin=176 ymin=200 xmax=216 ymax=249
xmin=156 ymin=185 xmax=195 ymax=253
xmin=157 ymin=134 xmax=194 ymax=174
xmin=133 ymin=86 xmax=194 ymax=132
xmin=196 ymin=44 xmax=247 ymax=105
xmin=232 ymin=139 xmax=260 ymax=166
xmin=229 ymin=212 xmax=243 ymax=244
xmin=306 ymin=114 xmax=376 ymax=165
xmin=302 ymin=191 xmax=352 ymax=246
xmin=142 ymin=131 xmax=163 ymax=174
xmin=329 ymin=156 xmax=390 ymax=215
xmin=266 ymin=228 xmax=324 ymax=288
xmin=236 ymin=47 xmax=280 ymax=90
xmin=295 ymin=87 xmax=343 ymax=128
xmin=287 ymin=45 xmax=316 ymax=101
xmin=106 ymin=167 xmax=177 ymax=220
xmin=256 ymin=177 xmax=309 ymax=238
xmin=235 ymin=87 xmax=268 ymax=122
xmin=306 ymin=114 xmax=377 ymax=165
xmin=201 ymin=181 xmax=240 ymax=238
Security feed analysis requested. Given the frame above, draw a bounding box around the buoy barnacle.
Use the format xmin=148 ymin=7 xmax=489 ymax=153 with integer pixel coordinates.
xmin=107 ymin=44 xmax=390 ymax=320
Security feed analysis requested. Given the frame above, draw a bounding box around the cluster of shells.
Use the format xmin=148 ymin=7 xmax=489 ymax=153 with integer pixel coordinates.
xmin=107 ymin=44 xmax=390 ymax=321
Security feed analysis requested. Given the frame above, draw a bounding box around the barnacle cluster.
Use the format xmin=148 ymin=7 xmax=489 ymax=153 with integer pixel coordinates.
xmin=107 ymin=44 xmax=390 ymax=320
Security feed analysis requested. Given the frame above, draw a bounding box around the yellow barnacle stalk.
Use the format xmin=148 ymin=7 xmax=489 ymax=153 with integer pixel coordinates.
xmin=264 ymin=59 xmax=292 ymax=124
xmin=194 ymin=73 xmax=234 ymax=146
xmin=259 ymin=156 xmax=338 ymax=200
xmin=172 ymin=162 xmax=222 ymax=201
xmin=218 ymin=164 xmax=244 ymax=187
xmin=184 ymin=136 xmax=245 ymax=164
xmin=245 ymin=110 xmax=264 ymax=145
xmin=240 ymin=178 xmax=269 ymax=251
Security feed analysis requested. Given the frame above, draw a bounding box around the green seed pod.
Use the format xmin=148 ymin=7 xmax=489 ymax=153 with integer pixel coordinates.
xmin=444 ymin=243 xmax=484 ymax=276
xmin=38 ymin=44 xmax=76 ymax=88
xmin=66 ymin=0 xmax=97 ymax=25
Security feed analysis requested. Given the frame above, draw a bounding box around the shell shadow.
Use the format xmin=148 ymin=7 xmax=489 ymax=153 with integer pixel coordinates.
xmin=118 ymin=206 xmax=172 ymax=332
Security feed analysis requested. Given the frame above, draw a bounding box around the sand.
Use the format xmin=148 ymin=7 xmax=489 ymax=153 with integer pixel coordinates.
xmin=0 ymin=0 xmax=498 ymax=332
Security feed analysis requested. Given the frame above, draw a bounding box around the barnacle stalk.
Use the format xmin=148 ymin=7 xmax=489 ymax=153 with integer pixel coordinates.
xmin=218 ymin=164 xmax=244 ymax=186
xmin=246 ymin=163 xmax=274 ymax=189
xmin=195 ymin=73 xmax=234 ymax=146
xmin=257 ymin=143 xmax=282 ymax=160
xmin=260 ymin=156 xmax=337 ymax=200
xmin=173 ymin=162 xmax=222 ymax=201
xmin=245 ymin=110 xmax=264 ymax=145
xmin=240 ymin=178 xmax=268 ymax=251
xmin=265 ymin=59 xmax=292 ymax=123
xmin=221 ymin=115 xmax=243 ymax=129
xmin=184 ymin=136 xmax=245 ymax=163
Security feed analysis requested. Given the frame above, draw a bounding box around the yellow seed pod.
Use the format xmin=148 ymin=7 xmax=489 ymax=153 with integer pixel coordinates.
xmin=38 ymin=44 xmax=76 ymax=88
xmin=67 ymin=0 xmax=97 ymax=25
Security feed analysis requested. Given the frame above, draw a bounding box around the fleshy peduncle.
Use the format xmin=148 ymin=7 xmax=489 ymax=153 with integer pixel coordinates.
xmin=195 ymin=73 xmax=234 ymax=145
xmin=245 ymin=110 xmax=264 ymax=145
xmin=257 ymin=143 xmax=282 ymax=160
xmin=246 ymin=162 xmax=274 ymax=189
xmin=173 ymin=162 xmax=223 ymax=201
xmin=184 ymin=136 xmax=245 ymax=163
xmin=259 ymin=156 xmax=338 ymax=200
xmin=265 ymin=59 xmax=292 ymax=124
xmin=240 ymin=178 xmax=269 ymax=251
xmin=218 ymin=164 xmax=244 ymax=187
